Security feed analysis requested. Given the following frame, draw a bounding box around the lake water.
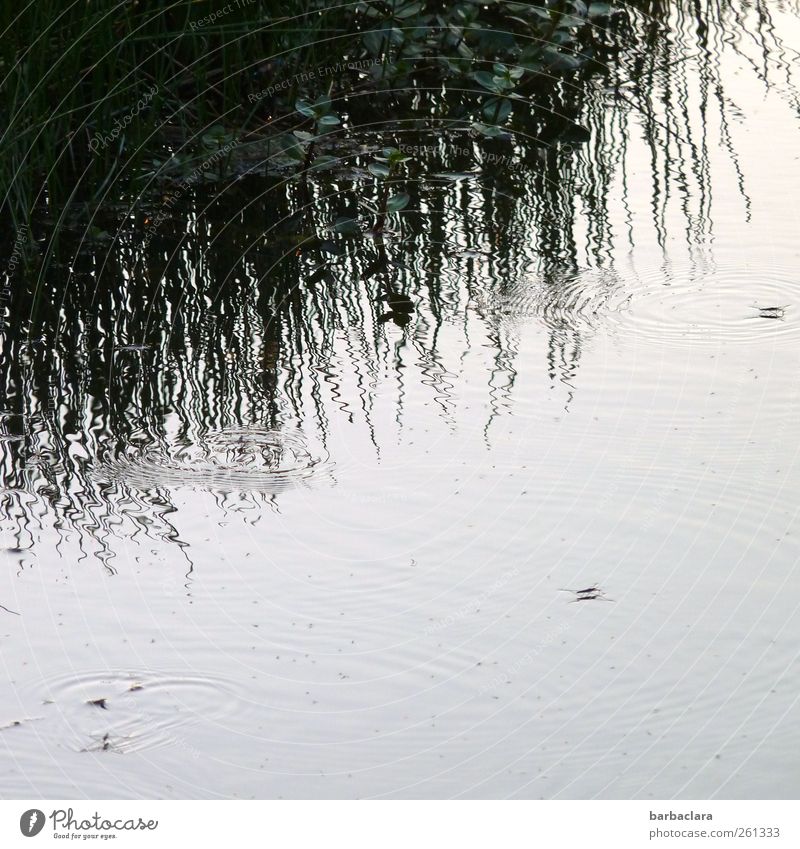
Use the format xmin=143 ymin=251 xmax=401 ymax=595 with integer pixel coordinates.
xmin=2 ymin=1 xmax=799 ymax=799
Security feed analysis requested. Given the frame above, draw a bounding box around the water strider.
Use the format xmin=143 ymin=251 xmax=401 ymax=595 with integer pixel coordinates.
xmin=559 ymin=586 xmax=614 ymax=603
xmin=753 ymin=305 xmax=788 ymax=319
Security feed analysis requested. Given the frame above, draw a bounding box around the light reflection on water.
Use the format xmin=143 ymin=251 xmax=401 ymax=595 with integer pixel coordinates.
xmin=1 ymin=0 xmax=800 ymax=799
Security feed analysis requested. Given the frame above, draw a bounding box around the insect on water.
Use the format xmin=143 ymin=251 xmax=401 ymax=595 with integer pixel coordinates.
xmin=569 ymin=593 xmax=614 ymax=602
xmin=81 ymin=732 xmax=128 ymax=754
xmin=559 ymin=585 xmax=614 ymax=602
xmin=751 ymin=305 xmax=788 ymax=320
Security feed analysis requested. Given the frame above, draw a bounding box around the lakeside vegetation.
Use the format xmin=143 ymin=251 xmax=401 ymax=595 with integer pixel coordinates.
xmin=0 ymin=1 xmax=626 ymax=236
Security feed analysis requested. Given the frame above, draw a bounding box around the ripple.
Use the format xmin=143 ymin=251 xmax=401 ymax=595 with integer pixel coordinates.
xmin=618 ymin=267 xmax=800 ymax=348
xmin=472 ymin=267 xmax=632 ymax=331
xmin=96 ymin=426 xmax=332 ymax=493
xmin=31 ymin=669 xmax=242 ymax=755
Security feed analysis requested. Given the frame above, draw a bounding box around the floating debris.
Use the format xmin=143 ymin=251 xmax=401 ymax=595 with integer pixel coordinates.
xmin=0 ymin=716 xmax=43 ymax=731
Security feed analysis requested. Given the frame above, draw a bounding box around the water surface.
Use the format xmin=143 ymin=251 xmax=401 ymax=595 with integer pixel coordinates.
xmin=2 ymin=1 xmax=800 ymax=799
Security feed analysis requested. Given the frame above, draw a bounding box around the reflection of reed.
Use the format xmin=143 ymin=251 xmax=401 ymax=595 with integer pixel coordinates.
xmin=610 ymin=0 xmax=798 ymax=244
xmin=1 ymin=0 xmax=797 ymax=563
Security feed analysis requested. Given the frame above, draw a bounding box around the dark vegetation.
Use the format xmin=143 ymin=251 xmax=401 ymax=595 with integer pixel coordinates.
xmin=1 ymin=0 xmax=796 ymax=557
xmin=0 ymin=1 xmax=625 ymax=236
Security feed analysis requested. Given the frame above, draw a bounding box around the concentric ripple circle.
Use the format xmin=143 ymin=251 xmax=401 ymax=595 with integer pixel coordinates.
xmin=97 ymin=426 xmax=332 ymax=492
xmin=472 ymin=267 xmax=632 ymax=331
xmin=617 ymin=266 xmax=800 ymax=348
xmin=31 ymin=669 xmax=243 ymax=755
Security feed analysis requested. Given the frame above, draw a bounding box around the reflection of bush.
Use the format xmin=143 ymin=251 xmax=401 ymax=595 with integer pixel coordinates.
xmin=2 ymin=0 xmax=796 ymax=564
xmin=0 ymin=1 xmax=625 ymax=227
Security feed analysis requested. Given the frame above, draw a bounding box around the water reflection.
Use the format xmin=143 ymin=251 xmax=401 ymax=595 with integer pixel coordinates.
xmin=97 ymin=426 xmax=332 ymax=492
xmin=1 ymin=0 xmax=800 ymax=801
xmin=2 ymin=0 xmax=798 ymax=569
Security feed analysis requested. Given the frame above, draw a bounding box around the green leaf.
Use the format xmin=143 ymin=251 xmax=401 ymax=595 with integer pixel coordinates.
xmin=313 ymin=95 xmax=332 ymax=115
xmin=520 ymin=44 xmax=544 ymax=63
xmin=376 ymin=62 xmax=405 ymax=81
xmin=470 ymin=122 xmax=509 ymax=138
xmin=281 ymin=137 xmax=306 ymax=162
xmin=493 ymin=75 xmax=516 ymax=91
xmin=476 ymin=29 xmax=517 ymax=53
xmin=503 ymin=3 xmax=551 ymax=24
xmin=541 ymin=47 xmax=585 ymax=72
xmin=293 ymin=130 xmax=314 ymax=143
xmin=439 ymin=55 xmax=471 ymax=76
xmin=310 ymin=155 xmax=337 ymax=171
xmin=550 ymin=30 xmax=575 ymax=45
xmin=387 ymin=150 xmax=411 ymax=166
xmin=505 ymin=13 xmax=536 ymax=28
xmin=456 ymin=40 xmax=474 ymax=59
xmin=519 ymin=59 xmax=544 ymax=73
xmin=363 ymin=28 xmax=387 ymax=56
xmin=482 ymin=97 xmax=512 ymax=122
xmin=473 ymin=71 xmax=499 ymax=92
xmin=361 ymin=2 xmax=383 ymax=18
xmin=201 ymin=125 xmax=229 ymax=147
xmin=333 ymin=216 xmax=361 ymax=236
xmin=295 ymin=100 xmax=316 ymax=119
xmin=317 ymin=114 xmax=341 ymax=126
xmin=386 ymin=192 xmax=410 ymax=212
xmin=395 ymin=1 xmax=423 ymax=18
xmin=558 ymin=14 xmax=586 ymax=28
xmin=368 ymin=162 xmax=391 ymax=178
xmin=588 ymin=2 xmax=613 ymax=19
